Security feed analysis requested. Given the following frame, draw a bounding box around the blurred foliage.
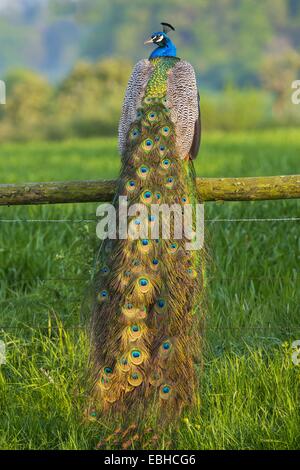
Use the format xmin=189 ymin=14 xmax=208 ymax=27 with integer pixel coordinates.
xmin=0 ymin=56 xmax=300 ymax=142
xmin=48 ymin=59 xmax=132 ymax=139
xmin=1 ymin=0 xmax=300 ymax=141
xmin=0 ymin=69 xmax=52 ymax=141
xmin=74 ymin=0 xmax=277 ymax=88
xmin=261 ymin=47 xmax=300 ymax=117
xmin=202 ymin=87 xmax=273 ymax=132
xmin=1 ymin=0 xmax=300 ymax=88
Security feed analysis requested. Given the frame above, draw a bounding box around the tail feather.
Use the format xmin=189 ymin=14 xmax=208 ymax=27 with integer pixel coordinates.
xmin=91 ymin=97 xmax=204 ymax=418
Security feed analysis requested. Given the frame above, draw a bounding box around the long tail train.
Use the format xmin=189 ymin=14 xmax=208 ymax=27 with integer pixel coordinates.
xmin=90 ymin=94 xmax=204 ymax=420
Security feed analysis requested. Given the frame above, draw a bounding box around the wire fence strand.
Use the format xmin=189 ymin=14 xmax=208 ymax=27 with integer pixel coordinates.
xmin=0 ymin=217 xmax=300 ymax=223
xmin=0 ymin=325 xmax=299 ymax=331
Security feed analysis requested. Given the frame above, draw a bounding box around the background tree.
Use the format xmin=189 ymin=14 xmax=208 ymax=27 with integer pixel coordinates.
xmin=261 ymin=44 xmax=300 ymax=116
xmin=0 ymin=70 xmax=52 ymax=141
xmin=1 ymin=0 xmax=300 ymax=89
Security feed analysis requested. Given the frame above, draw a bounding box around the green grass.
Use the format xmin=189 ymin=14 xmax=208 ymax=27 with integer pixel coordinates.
xmin=0 ymin=129 xmax=299 ymax=450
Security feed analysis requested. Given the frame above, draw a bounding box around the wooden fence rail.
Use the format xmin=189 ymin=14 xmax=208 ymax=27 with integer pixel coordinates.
xmin=0 ymin=175 xmax=300 ymax=206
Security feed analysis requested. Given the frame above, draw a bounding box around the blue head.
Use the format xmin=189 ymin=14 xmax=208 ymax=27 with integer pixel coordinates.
xmin=144 ymin=22 xmax=176 ymax=59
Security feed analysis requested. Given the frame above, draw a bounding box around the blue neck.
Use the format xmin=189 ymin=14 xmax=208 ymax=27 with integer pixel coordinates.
xmin=149 ymin=39 xmax=177 ymax=59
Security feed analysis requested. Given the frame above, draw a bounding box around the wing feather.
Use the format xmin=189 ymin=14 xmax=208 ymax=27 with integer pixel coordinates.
xmin=118 ymin=60 xmax=154 ymax=157
xmin=167 ymin=61 xmax=201 ymax=159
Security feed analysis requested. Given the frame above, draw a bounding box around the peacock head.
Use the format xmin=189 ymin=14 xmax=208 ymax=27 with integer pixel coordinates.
xmin=144 ymin=22 xmax=177 ymax=59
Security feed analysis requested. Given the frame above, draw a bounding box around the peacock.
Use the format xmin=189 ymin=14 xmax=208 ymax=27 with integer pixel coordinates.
xmin=90 ymin=23 xmax=204 ymax=423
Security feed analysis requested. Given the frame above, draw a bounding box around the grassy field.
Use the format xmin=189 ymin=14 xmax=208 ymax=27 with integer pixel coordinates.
xmin=0 ymin=129 xmax=299 ymax=450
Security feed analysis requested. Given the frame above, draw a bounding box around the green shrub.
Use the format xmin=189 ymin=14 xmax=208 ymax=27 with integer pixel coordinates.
xmin=202 ymin=86 xmax=272 ymax=131
xmin=1 ymin=62 xmax=300 ymax=142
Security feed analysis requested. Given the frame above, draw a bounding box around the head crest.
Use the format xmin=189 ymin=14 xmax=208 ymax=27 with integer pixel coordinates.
xmin=160 ymin=22 xmax=175 ymax=34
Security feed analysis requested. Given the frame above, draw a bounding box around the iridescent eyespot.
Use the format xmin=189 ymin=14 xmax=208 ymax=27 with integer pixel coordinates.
xmin=126 ymin=180 xmax=136 ymax=192
xmin=136 ymin=110 xmax=142 ymax=119
xmin=151 ymin=258 xmax=159 ymax=270
xmin=168 ymin=242 xmax=178 ymax=254
xmin=159 ymin=384 xmax=172 ymax=399
xmin=182 ymin=196 xmax=189 ymax=204
xmin=148 ymin=111 xmax=157 ymax=122
xmin=126 ymin=303 xmax=133 ymax=309
xmin=104 ymin=367 xmax=113 ymax=375
xmin=161 ymin=159 xmax=171 ymax=170
xmin=159 ymin=145 xmax=166 ymax=156
xmin=144 ymin=97 xmax=152 ymax=104
xmin=100 ymin=266 xmax=109 ymax=275
xmin=162 ymin=341 xmax=171 ymax=351
xmin=137 ymin=165 xmax=150 ymax=179
xmin=129 ymin=323 xmax=143 ymax=341
xmin=161 ymin=126 xmax=170 ymax=136
xmin=139 ymin=238 xmax=151 ymax=253
xmin=138 ymin=277 xmax=151 ymax=294
xmin=155 ymin=136 xmax=160 ymax=142
xmin=142 ymin=138 xmax=154 ymax=152
xmin=130 ymin=349 xmax=145 ymax=366
xmin=165 ymin=177 xmax=174 ymax=189
xmin=155 ymin=192 xmax=162 ymax=203
xmin=130 ymin=128 xmax=140 ymax=139
xmin=98 ymin=290 xmax=109 ymax=302
xmin=157 ymin=299 xmax=165 ymax=309
xmin=132 ymin=350 xmax=141 ymax=358
xmin=128 ymin=370 xmax=143 ymax=386
xmin=141 ymin=190 xmax=153 ymax=204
